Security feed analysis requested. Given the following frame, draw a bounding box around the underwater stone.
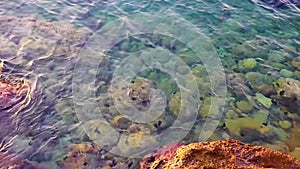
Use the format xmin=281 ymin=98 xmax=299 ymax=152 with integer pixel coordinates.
xmin=238 ymin=58 xmax=257 ymax=70
xmin=225 ymin=117 xmax=270 ymax=136
xmin=0 ymin=152 xmax=46 ymax=169
xmin=225 ymin=110 xmax=239 ymax=119
xmin=59 ymin=143 xmax=99 ymax=169
xmin=245 ymin=72 xmax=266 ymax=90
xmin=111 ymin=115 xmax=131 ymax=129
xmin=226 ymin=72 xmax=251 ymax=97
xmin=236 ymin=100 xmax=254 ymax=113
xmin=295 ymin=71 xmax=300 ymax=80
xmin=280 ymin=69 xmax=294 ymax=78
xmin=169 ymin=92 xmax=181 ymax=116
xmin=291 ymin=59 xmax=300 ymax=69
xmin=255 ymin=93 xmax=273 ymax=109
xmin=232 ymin=40 xmax=269 ymax=59
xmin=256 ymin=84 xmax=274 ymax=96
xmin=279 ymin=120 xmax=292 ymax=129
xmin=199 ymin=97 xmax=225 ymax=118
xmin=117 ymin=132 xmax=159 ymax=157
xmin=291 ymin=147 xmax=300 ymax=160
xmin=253 ymin=109 xmax=269 ymax=123
xmin=140 ymin=142 xmax=185 ymax=169
xmin=274 ymin=78 xmax=300 ymax=114
xmin=267 ymin=50 xmax=286 ymax=63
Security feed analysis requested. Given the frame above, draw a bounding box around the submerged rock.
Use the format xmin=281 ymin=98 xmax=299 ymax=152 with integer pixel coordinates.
xmin=140 ymin=142 xmax=185 ymax=169
xmin=274 ymin=78 xmax=300 ymax=114
xmin=0 ymin=73 xmax=33 ymax=148
xmin=0 ymin=73 xmax=30 ymax=112
xmin=58 ymin=143 xmax=100 ymax=169
xmin=140 ymin=138 xmax=300 ymax=169
xmin=0 ymin=152 xmax=45 ymax=169
xmin=0 ymin=15 xmax=92 ymax=165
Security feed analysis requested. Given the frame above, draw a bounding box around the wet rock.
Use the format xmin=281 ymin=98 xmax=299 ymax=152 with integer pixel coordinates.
xmin=232 ymin=40 xmax=269 ymax=59
xmin=169 ymin=92 xmax=181 ymax=116
xmin=0 ymin=73 xmax=33 ymax=150
xmin=267 ymin=50 xmax=287 ymax=63
xmin=109 ymin=77 xmax=169 ymax=128
xmin=110 ymin=77 xmax=163 ymax=115
xmin=274 ymin=78 xmax=300 ymax=114
xmin=0 ymin=74 xmax=30 ymax=111
xmin=280 ymin=69 xmax=294 ymax=78
xmin=279 ymin=120 xmax=292 ymax=129
xmin=225 ymin=117 xmax=270 ymax=137
xmin=140 ymin=142 xmax=185 ymax=169
xmin=284 ymin=127 xmax=300 ymax=152
xmin=58 ymin=143 xmax=100 ymax=169
xmin=141 ymin=138 xmax=300 ymax=169
xmin=255 ymin=93 xmax=273 ymax=109
xmin=0 ymin=152 xmax=45 ymax=169
xmin=226 ymin=72 xmax=251 ymax=97
xmin=236 ymin=100 xmax=254 ymax=113
xmin=116 ymin=132 xmax=159 ymax=157
xmin=291 ymin=58 xmax=300 ymax=69
xmin=199 ymin=96 xmax=226 ymax=118
xmin=256 ymin=84 xmax=274 ymax=96
xmin=0 ymin=15 xmax=92 ymax=163
xmin=0 ymin=16 xmax=91 ymax=64
xmin=238 ymin=58 xmax=257 ymax=71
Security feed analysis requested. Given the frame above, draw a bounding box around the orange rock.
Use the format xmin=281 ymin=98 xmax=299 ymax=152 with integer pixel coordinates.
xmin=140 ymin=142 xmax=185 ymax=169
xmin=141 ymin=138 xmax=300 ymax=169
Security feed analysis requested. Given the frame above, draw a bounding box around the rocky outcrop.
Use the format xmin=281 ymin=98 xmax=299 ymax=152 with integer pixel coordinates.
xmin=140 ymin=138 xmax=300 ymax=169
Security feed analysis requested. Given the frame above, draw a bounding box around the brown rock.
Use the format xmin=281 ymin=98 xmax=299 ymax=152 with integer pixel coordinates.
xmin=275 ymin=78 xmax=300 ymax=114
xmin=59 ymin=143 xmax=99 ymax=169
xmin=141 ymin=138 xmax=300 ymax=169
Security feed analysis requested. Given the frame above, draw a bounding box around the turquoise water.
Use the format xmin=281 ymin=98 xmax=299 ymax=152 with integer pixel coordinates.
xmin=0 ymin=0 xmax=300 ymax=168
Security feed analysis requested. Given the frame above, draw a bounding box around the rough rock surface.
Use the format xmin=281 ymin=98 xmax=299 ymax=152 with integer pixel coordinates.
xmin=140 ymin=138 xmax=300 ymax=169
xmin=140 ymin=142 xmax=185 ymax=169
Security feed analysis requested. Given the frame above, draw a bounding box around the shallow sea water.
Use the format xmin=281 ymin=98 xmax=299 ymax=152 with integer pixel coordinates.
xmin=0 ymin=0 xmax=300 ymax=168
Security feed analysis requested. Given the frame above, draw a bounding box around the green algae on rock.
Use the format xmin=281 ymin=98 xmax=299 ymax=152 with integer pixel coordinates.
xmin=268 ymin=50 xmax=287 ymax=63
xmin=255 ymin=93 xmax=273 ymax=109
xmin=238 ymin=58 xmax=257 ymax=70
xmin=232 ymin=39 xmax=269 ymax=59
xmin=279 ymin=120 xmax=292 ymax=129
xmin=280 ymin=69 xmax=294 ymax=78
xmin=169 ymin=92 xmax=181 ymax=116
xmin=199 ymin=97 xmax=226 ymax=118
xmin=116 ymin=132 xmax=159 ymax=157
xmin=236 ymin=100 xmax=254 ymax=113
xmin=225 ymin=117 xmax=270 ymax=136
